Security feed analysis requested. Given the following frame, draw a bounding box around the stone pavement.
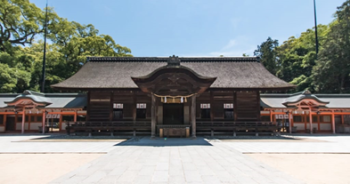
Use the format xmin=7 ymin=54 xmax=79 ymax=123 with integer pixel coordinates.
xmin=51 ymin=137 xmax=303 ymax=184
xmin=0 ymin=135 xmax=122 ymax=153
xmin=221 ymin=135 xmax=350 ymax=153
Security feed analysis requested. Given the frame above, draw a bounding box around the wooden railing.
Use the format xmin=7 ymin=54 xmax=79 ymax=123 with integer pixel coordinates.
xmin=65 ymin=120 xmax=278 ymax=136
xmin=66 ymin=121 xmax=151 ymax=135
xmin=196 ymin=121 xmax=278 ymax=135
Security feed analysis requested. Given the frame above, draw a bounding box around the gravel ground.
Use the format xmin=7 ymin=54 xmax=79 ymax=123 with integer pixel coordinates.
xmin=0 ymin=154 xmax=102 ymax=184
xmin=249 ymin=154 xmax=350 ymax=184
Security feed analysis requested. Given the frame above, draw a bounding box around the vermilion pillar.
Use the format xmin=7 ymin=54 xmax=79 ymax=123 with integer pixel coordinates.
xmin=21 ymin=107 xmax=25 ymax=134
xmin=332 ymin=110 xmax=336 ymax=134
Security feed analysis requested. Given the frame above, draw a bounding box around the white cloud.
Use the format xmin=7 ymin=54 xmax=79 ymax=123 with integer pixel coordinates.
xmin=222 ymin=40 xmax=237 ymax=50
xmin=208 ymin=36 xmax=256 ymax=57
xmin=230 ymin=18 xmax=242 ymax=29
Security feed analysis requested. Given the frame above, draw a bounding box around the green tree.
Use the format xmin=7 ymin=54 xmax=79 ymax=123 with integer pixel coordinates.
xmin=0 ymin=0 xmax=59 ymax=52
xmin=0 ymin=0 xmax=132 ymax=93
xmin=254 ymin=37 xmax=279 ymax=74
xmin=312 ymin=1 xmax=350 ymax=93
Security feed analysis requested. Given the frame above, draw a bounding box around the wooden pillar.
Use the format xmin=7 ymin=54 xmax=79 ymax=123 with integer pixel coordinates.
xmin=21 ymin=107 xmax=25 ymax=134
xmin=151 ymin=94 xmax=156 ymax=138
xmin=270 ymin=110 xmax=273 ymax=122
xmin=233 ymin=91 xmax=237 ymax=121
xmin=3 ymin=114 xmax=7 ymax=130
xmin=309 ymin=108 xmax=313 ymax=134
xmin=28 ymin=114 xmax=31 ymax=131
xmin=317 ymin=115 xmax=320 ymax=131
xmin=42 ymin=111 xmax=46 ymax=134
xmin=332 ymin=110 xmax=336 ymax=134
xmin=59 ymin=114 xmax=62 ymax=131
xmin=109 ymin=91 xmax=114 ymax=121
xmin=132 ymin=93 xmax=137 ymax=136
xmin=210 ymin=91 xmax=214 ymax=124
xmin=86 ymin=91 xmax=90 ymax=121
xmin=191 ymin=95 xmax=196 ymax=138
xmin=133 ymin=93 xmax=137 ymax=123
xmin=74 ymin=111 xmax=77 ymax=122
xmin=289 ymin=111 xmax=292 ymax=134
xmin=257 ymin=91 xmax=261 ymax=120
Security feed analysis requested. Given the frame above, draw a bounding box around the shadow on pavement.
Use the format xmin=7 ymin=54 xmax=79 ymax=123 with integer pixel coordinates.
xmin=115 ymin=137 xmax=213 ymax=147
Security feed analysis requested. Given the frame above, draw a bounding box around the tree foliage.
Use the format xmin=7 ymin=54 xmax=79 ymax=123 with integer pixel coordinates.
xmin=312 ymin=1 xmax=350 ymax=93
xmin=255 ymin=0 xmax=350 ymax=93
xmin=254 ymin=37 xmax=279 ymax=74
xmin=0 ymin=0 xmax=132 ymax=93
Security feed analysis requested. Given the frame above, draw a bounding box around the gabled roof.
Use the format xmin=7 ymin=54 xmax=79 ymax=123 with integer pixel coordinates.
xmin=0 ymin=90 xmax=86 ymax=109
xmin=51 ymin=56 xmax=295 ymax=90
xmin=281 ymin=90 xmax=329 ymax=106
xmin=5 ymin=90 xmax=52 ymax=106
xmin=261 ymin=91 xmax=350 ymax=109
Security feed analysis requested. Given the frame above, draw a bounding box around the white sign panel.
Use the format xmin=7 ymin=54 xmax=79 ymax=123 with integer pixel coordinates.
xmin=275 ymin=114 xmax=289 ymax=119
xmin=137 ymin=103 xmax=147 ymax=109
xmin=223 ymin=103 xmax=234 ymax=109
xmin=113 ymin=103 xmax=123 ymax=109
xmin=46 ymin=114 xmax=61 ymax=119
xmin=200 ymin=103 xmax=210 ymax=109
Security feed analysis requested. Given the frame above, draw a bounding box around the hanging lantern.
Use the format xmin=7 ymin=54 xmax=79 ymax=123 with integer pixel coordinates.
xmin=181 ymin=97 xmax=183 ymax=103
xmin=164 ymin=96 xmax=167 ymax=103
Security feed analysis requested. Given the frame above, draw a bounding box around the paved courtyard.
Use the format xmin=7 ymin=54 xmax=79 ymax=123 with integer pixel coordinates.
xmin=51 ymin=137 xmax=302 ymax=184
xmin=0 ymin=135 xmax=123 ymax=153
xmin=222 ymin=135 xmax=350 ymax=153
xmin=2 ymin=135 xmax=350 ymax=183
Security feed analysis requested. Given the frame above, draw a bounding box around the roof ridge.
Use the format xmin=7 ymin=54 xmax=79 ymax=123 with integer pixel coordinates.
xmin=86 ymin=56 xmax=260 ymax=63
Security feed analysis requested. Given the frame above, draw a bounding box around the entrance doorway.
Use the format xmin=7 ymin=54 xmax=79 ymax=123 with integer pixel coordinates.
xmin=163 ymin=103 xmax=184 ymax=125
xmin=5 ymin=116 xmax=16 ymax=131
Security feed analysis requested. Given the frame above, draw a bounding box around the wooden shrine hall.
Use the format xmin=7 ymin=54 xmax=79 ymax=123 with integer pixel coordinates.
xmin=51 ymin=56 xmax=295 ymax=137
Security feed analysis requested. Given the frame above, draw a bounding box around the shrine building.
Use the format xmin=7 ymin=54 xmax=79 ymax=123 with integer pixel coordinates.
xmin=0 ymin=56 xmax=349 ymax=136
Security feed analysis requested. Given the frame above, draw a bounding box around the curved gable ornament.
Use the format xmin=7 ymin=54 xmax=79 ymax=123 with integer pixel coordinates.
xmin=282 ymin=90 xmax=329 ymax=109
xmin=5 ymin=90 xmax=51 ymax=108
xmin=131 ymin=55 xmax=216 ymax=96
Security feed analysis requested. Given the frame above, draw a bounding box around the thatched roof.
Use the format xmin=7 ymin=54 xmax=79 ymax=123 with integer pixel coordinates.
xmin=51 ymin=57 xmax=295 ymax=90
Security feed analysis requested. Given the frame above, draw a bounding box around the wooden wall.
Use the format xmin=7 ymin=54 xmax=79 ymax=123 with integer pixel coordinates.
xmin=87 ymin=89 xmax=261 ymax=122
xmin=88 ymin=91 xmax=111 ymax=121
xmin=87 ymin=90 xmax=151 ymax=121
xmin=234 ymin=91 xmax=260 ymax=121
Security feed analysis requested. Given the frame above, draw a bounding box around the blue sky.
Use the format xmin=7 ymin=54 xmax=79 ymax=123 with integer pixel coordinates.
xmin=31 ymin=0 xmax=345 ymax=57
